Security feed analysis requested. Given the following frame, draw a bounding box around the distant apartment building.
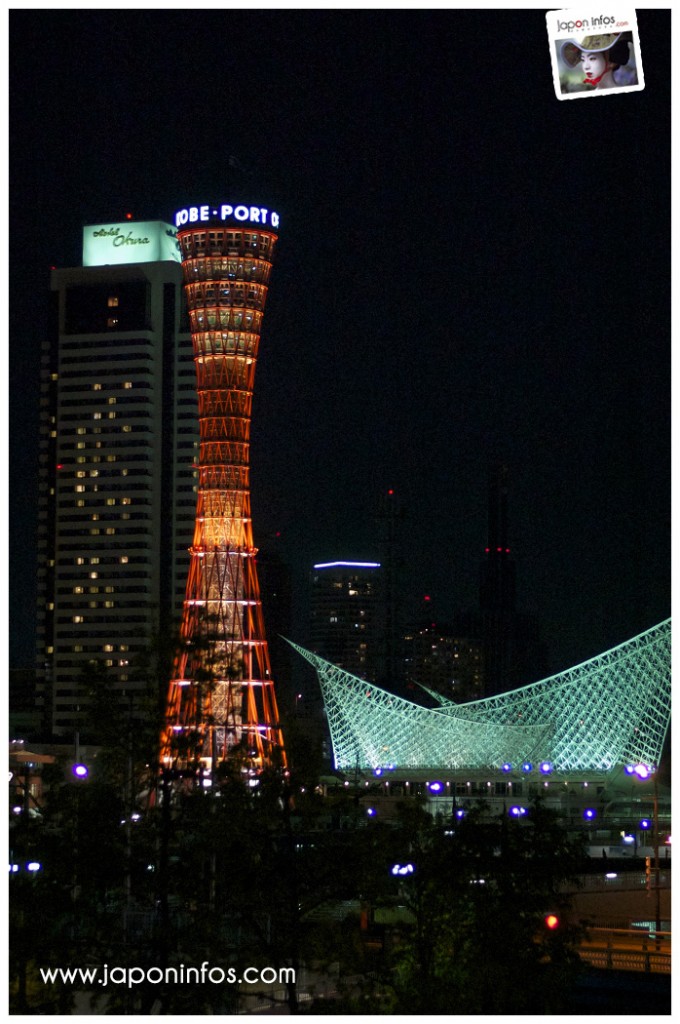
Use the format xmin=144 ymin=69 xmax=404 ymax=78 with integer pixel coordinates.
xmin=310 ymin=561 xmax=382 ymax=682
xmin=403 ymin=625 xmax=484 ymax=703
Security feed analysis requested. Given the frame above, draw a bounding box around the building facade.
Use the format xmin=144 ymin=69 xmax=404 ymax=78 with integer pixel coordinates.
xmin=403 ymin=625 xmax=484 ymax=703
xmin=36 ymin=220 xmax=198 ymax=737
xmin=310 ymin=561 xmax=382 ymax=682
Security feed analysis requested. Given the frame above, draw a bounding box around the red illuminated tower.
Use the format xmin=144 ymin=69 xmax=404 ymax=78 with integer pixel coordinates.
xmin=161 ymin=202 xmax=286 ymax=772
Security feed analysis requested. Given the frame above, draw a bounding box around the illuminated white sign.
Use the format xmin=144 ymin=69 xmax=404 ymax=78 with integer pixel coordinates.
xmin=83 ymin=221 xmax=181 ymax=267
xmin=174 ymin=204 xmax=280 ymax=229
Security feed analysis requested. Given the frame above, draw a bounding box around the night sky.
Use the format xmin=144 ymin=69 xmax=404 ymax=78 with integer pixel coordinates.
xmin=9 ymin=9 xmax=671 ymax=676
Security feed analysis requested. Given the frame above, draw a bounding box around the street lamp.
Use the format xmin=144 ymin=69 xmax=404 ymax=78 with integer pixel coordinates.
xmin=627 ymin=763 xmax=662 ymax=941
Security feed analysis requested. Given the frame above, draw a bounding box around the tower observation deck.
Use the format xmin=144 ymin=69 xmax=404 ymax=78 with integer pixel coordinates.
xmin=161 ymin=203 xmax=286 ymax=773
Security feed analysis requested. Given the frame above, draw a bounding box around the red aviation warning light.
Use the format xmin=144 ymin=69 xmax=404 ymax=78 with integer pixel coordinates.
xmin=544 ymin=913 xmax=560 ymax=930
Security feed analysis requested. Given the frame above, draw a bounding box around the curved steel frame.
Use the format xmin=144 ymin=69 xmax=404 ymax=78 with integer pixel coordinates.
xmin=290 ymin=620 xmax=671 ymax=773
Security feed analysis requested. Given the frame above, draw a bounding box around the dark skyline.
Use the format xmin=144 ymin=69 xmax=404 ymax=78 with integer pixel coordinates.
xmin=9 ymin=9 xmax=670 ymax=676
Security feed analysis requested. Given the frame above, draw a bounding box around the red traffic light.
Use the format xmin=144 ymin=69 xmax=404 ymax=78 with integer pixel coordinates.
xmin=544 ymin=913 xmax=560 ymax=930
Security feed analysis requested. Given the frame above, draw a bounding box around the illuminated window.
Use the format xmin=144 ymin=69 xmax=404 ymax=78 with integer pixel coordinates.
xmin=107 ymin=296 xmax=119 ymax=307
xmin=93 ymin=383 xmax=102 ymax=391
xmin=73 ymin=616 xmax=84 ymax=623
xmin=120 ymin=556 xmax=129 ymax=564
xmin=107 ymin=317 xmax=119 ymax=327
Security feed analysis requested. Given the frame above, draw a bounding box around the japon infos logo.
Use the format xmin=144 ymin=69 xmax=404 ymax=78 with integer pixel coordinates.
xmin=546 ymin=7 xmax=644 ymax=100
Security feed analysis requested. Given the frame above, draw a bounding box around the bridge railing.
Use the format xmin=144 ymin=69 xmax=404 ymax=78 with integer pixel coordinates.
xmin=579 ymin=928 xmax=671 ymax=974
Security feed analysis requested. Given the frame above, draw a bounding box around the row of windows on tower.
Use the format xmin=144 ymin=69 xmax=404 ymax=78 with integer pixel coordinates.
xmin=185 ymin=257 xmax=271 ymax=283
xmin=180 ymin=231 xmax=273 ymax=255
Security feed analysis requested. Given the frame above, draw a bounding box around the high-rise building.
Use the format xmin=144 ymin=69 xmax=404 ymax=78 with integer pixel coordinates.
xmin=455 ymin=464 xmax=548 ymax=695
xmin=161 ymin=202 xmax=286 ymax=772
xmin=36 ymin=220 xmax=198 ymax=737
xmin=310 ymin=561 xmax=382 ymax=682
xmin=403 ymin=625 xmax=484 ymax=703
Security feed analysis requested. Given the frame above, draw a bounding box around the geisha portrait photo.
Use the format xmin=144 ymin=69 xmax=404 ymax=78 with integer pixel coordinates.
xmin=556 ymin=31 xmax=639 ymax=94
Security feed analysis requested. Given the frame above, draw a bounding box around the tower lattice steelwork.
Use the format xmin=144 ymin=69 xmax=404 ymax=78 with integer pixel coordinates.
xmin=162 ymin=204 xmax=286 ymax=773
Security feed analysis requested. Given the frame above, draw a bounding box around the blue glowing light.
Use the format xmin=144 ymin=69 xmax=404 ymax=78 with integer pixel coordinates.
xmin=521 ymin=761 xmax=533 ymax=773
xmin=583 ymin=808 xmax=597 ymax=820
xmin=639 ymin=818 xmax=652 ymax=830
xmin=72 ymin=763 xmax=89 ymax=779
xmin=501 ymin=762 xmax=512 ymax=773
xmin=367 ymin=807 xmax=376 ymax=817
xmin=314 ymin=561 xmax=381 ymax=570
xmin=427 ymin=780 xmax=444 ymax=793
xmin=455 ymin=808 xmax=466 ymax=819
xmin=509 ymin=805 xmax=527 ymax=818
xmin=391 ymin=863 xmax=415 ymax=876
xmin=539 ymin=761 xmax=553 ymax=775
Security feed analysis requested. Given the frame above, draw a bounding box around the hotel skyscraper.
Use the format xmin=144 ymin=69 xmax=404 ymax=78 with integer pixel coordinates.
xmin=36 ymin=220 xmax=198 ymax=736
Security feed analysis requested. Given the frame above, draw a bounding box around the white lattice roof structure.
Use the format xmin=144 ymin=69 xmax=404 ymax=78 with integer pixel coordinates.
xmin=290 ymin=619 xmax=671 ymax=774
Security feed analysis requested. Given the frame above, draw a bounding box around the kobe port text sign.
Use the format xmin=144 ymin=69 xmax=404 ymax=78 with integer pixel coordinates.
xmin=174 ymin=204 xmax=280 ymax=229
